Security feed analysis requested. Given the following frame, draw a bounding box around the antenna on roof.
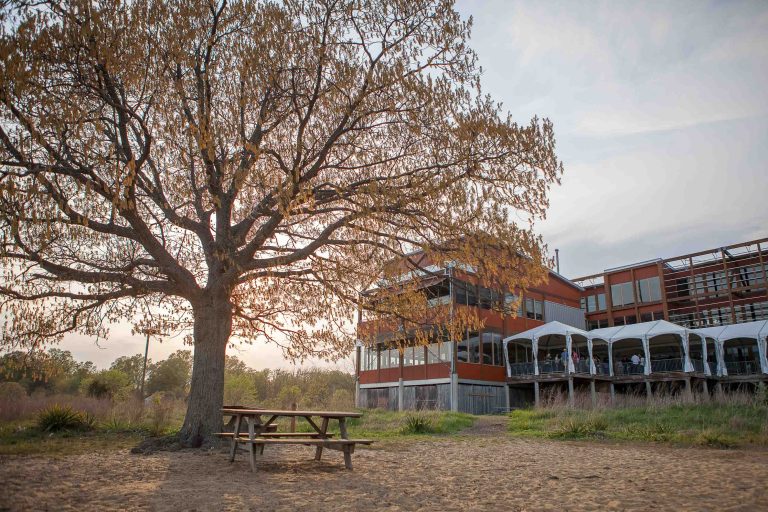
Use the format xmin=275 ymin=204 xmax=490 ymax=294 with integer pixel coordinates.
xmin=555 ymin=248 xmax=560 ymax=274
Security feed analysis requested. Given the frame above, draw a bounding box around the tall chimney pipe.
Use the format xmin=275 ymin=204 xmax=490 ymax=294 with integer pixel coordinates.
xmin=555 ymin=248 xmax=560 ymax=274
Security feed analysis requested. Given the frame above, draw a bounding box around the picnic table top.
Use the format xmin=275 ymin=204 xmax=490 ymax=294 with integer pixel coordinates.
xmin=221 ymin=408 xmax=363 ymax=418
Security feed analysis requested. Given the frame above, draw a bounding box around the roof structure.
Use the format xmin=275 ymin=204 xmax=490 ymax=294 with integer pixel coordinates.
xmin=693 ymin=320 xmax=768 ymax=342
xmin=502 ymin=320 xmax=589 ymax=342
xmin=588 ymin=320 xmax=687 ymax=342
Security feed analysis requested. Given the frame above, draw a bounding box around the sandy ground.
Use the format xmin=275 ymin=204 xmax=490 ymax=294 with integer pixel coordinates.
xmin=1 ymin=418 xmax=767 ymax=512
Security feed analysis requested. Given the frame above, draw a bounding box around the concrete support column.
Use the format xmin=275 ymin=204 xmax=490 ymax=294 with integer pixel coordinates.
xmin=450 ymin=373 xmax=459 ymax=412
xmin=534 ymin=381 xmax=540 ymax=408
xmin=567 ymin=377 xmax=575 ymax=407
xmin=645 ymin=380 xmax=653 ymax=401
xmin=715 ymin=381 xmax=724 ymax=399
xmin=398 ymin=378 xmax=404 ymax=412
xmin=609 ymin=383 xmax=616 ymax=405
xmin=355 ymin=381 xmax=361 ymax=408
xmin=701 ymin=379 xmax=709 ymax=399
xmin=590 ymin=380 xmax=597 ymax=407
xmin=684 ymin=377 xmax=693 ymax=402
xmin=504 ymin=384 xmax=510 ymax=412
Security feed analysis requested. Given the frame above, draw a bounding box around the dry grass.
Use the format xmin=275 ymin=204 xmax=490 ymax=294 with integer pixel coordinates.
xmin=510 ymin=390 xmax=768 ymax=448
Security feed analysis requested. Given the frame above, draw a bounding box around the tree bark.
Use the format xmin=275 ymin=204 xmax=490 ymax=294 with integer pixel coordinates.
xmin=178 ymin=291 xmax=232 ymax=447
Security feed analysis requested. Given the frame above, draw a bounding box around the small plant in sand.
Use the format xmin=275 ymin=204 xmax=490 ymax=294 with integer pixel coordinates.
xmin=401 ymin=412 xmax=435 ymax=434
xmin=37 ymin=405 xmax=93 ymax=433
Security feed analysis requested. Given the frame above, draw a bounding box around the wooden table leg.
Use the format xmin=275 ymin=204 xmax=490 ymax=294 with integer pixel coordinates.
xmin=314 ymin=417 xmax=329 ymax=461
xmin=339 ymin=418 xmax=352 ymax=470
xmin=247 ymin=416 xmax=257 ymax=472
xmin=229 ymin=413 xmax=242 ymax=462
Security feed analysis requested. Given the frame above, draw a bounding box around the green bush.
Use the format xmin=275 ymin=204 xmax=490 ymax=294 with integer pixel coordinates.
xmin=0 ymin=381 xmax=27 ymax=401
xmin=82 ymin=369 xmax=132 ymax=400
xmin=37 ymin=405 xmax=93 ymax=432
xmin=401 ymin=412 xmax=435 ymax=434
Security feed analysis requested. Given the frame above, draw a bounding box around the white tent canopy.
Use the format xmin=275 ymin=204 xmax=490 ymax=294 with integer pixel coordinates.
xmin=588 ymin=320 xmax=693 ymax=375
xmin=502 ymin=321 xmax=590 ymax=377
xmin=693 ymin=320 xmax=768 ymax=375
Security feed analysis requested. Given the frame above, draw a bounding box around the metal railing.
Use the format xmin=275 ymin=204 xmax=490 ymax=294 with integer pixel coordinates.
xmin=725 ymin=360 xmax=761 ymax=376
xmin=573 ymin=359 xmax=591 ymax=374
xmin=612 ymin=362 xmax=646 ymax=376
xmin=508 ymin=361 xmax=536 ymax=376
xmin=594 ymin=362 xmax=610 ymax=375
xmin=538 ymin=361 xmax=566 ymax=374
xmin=650 ymin=358 xmax=684 ymax=373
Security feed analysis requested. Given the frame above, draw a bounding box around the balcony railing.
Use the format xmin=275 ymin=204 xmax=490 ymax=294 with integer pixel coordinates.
xmin=650 ymin=358 xmax=684 ymax=373
xmin=612 ymin=362 xmax=646 ymax=376
xmin=538 ymin=361 xmax=566 ymax=374
xmin=508 ymin=361 xmax=536 ymax=376
xmin=573 ymin=359 xmax=591 ymax=374
xmin=725 ymin=360 xmax=761 ymax=376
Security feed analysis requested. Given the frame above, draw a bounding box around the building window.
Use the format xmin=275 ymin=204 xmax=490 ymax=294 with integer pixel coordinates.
xmin=481 ymin=331 xmax=504 ymax=366
xmin=610 ymin=282 xmax=635 ymax=307
xmin=597 ymin=293 xmax=606 ymax=311
xmin=586 ymin=319 xmax=608 ymax=331
xmin=636 ymin=276 xmax=661 ymax=303
xmin=403 ymin=345 xmax=425 ymax=366
xmin=454 ymin=281 xmax=478 ymax=307
xmin=427 ymin=342 xmax=450 ymax=364
xmin=361 ymin=346 xmax=378 ymax=371
xmin=525 ymin=298 xmax=544 ymax=320
xmin=457 ymin=331 xmax=480 ymax=363
xmin=581 ymin=294 xmax=604 ymax=313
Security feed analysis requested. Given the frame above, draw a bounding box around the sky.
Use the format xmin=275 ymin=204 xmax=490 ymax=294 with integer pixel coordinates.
xmin=58 ymin=0 xmax=768 ymax=370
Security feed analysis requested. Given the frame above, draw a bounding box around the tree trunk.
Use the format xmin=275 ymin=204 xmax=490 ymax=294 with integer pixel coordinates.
xmin=178 ymin=292 xmax=232 ymax=447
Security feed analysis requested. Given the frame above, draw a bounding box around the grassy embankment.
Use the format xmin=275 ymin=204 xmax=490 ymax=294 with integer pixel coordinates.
xmin=508 ymin=402 xmax=768 ymax=448
xmin=0 ymin=409 xmax=476 ymax=456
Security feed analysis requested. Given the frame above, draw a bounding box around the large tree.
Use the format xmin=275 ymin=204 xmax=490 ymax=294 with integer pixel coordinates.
xmin=0 ymin=0 xmax=562 ymax=445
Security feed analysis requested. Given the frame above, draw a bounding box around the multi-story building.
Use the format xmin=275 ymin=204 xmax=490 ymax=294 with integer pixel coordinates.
xmin=574 ymin=237 xmax=768 ymax=329
xmin=354 ymin=237 xmax=768 ymax=413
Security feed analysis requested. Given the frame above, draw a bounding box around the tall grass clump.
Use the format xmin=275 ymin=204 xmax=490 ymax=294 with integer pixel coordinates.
xmin=401 ymin=412 xmax=435 ymax=434
xmin=37 ymin=405 xmax=94 ymax=432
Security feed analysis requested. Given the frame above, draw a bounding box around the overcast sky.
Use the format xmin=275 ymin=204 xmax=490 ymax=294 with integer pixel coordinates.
xmin=59 ymin=0 xmax=768 ymax=370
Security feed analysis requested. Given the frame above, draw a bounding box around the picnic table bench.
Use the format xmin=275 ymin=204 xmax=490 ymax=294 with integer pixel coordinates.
xmin=217 ymin=408 xmax=373 ymax=471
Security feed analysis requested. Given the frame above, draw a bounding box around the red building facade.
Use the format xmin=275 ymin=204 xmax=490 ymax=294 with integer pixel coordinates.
xmin=355 ymin=237 xmax=768 ymax=413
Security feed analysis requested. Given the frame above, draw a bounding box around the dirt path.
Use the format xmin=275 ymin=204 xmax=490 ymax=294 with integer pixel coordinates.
xmin=1 ymin=435 xmax=767 ymax=511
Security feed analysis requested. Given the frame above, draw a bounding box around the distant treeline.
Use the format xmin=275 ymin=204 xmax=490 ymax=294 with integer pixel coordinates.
xmin=0 ymin=349 xmax=355 ymax=410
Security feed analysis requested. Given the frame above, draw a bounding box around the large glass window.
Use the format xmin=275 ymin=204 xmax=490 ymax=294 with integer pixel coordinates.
xmin=478 ymin=287 xmax=496 ymax=309
xmin=636 ymin=276 xmax=661 ymax=303
xmin=481 ymin=332 xmax=504 ymax=366
xmin=427 ymin=342 xmax=450 ymax=364
xmin=597 ymin=293 xmax=606 ymax=310
xmin=463 ymin=331 xmax=480 ymax=363
xmin=525 ymin=298 xmax=544 ymax=320
xmin=457 ymin=336 xmax=469 ymax=362
xmin=610 ymin=282 xmax=634 ymax=307
xmin=379 ymin=347 xmax=399 ymax=369
xmin=362 ymin=346 xmax=378 ymax=371
xmin=454 ymin=281 xmax=478 ymax=306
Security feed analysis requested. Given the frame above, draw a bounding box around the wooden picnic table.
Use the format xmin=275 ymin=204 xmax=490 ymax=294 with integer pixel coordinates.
xmin=218 ymin=408 xmax=372 ymax=471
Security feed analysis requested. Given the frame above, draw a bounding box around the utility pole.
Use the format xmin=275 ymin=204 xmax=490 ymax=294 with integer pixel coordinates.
xmin=139 ymin=327 xmax=161 ymax=398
